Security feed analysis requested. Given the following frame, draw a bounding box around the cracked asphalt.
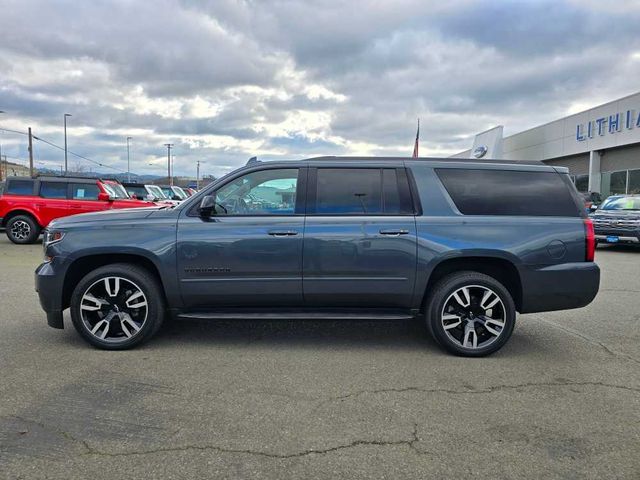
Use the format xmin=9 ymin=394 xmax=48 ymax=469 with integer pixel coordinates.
xmin=1 ymin=236 xmax=639 ymax=479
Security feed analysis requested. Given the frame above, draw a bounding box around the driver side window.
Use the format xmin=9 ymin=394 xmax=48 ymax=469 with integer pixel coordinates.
xmin=215 ymin=168 xmax=299 ymax=216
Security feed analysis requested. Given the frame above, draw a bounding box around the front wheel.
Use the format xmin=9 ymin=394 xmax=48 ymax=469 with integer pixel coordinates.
xmin=425 ymin=271 xmax=516 ymax=357
xmin=70 ymin=263 xmax=165 ymax=349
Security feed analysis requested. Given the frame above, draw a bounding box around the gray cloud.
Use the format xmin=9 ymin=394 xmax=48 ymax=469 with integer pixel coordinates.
xmin=1 ymin=0 xmax=639 ymax=177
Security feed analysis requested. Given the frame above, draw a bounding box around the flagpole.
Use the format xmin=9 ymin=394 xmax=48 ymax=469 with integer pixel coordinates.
xmin=412 ymin=118 xmax=420 ymax=158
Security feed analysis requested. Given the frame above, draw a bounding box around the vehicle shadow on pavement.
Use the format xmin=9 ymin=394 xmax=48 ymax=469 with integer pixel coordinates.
xmin=140 ymin=316 xmax=537 ymax=358
xmin=155 ymin=317 xmax=436 ymax=350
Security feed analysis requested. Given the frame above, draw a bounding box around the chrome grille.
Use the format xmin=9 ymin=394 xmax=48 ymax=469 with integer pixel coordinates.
xmin=592 ymin=217 xmax=640 ymax=231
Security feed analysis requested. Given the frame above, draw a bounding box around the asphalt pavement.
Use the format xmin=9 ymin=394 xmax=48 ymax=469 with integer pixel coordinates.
xmin=1 ymin=236 xmax=639 ymax=479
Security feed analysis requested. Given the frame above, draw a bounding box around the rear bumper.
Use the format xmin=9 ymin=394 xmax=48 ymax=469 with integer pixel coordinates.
xmin=35 ymin=261 xmax=65 ymax=329
xmin=519 ymin=262 xmax=600 ymax=314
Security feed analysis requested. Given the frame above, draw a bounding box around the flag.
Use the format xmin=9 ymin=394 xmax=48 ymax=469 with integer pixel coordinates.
xmin=412 ymin=118 xmax=420 ymax=158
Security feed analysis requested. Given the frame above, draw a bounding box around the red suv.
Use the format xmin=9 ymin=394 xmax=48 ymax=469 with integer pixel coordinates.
xmin=0 ymin=176 xmax=154 ymax=244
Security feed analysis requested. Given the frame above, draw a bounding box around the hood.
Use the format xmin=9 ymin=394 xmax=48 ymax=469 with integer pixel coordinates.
xmin=49 ymin=206 xmax=163 ymax=228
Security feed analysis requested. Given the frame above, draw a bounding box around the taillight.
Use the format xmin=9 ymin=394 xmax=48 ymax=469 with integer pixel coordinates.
xmin=584 ymin=218 xmax=595 ymax=262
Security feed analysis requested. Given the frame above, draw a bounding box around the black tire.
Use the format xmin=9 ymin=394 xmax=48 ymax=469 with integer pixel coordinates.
xmin=70 ymin=263 xmax=165 ymax=350
xmin=424 ymin=271 xmax=516 ymax=357
xmin=6 ymin=214 xmax=41 ymax=244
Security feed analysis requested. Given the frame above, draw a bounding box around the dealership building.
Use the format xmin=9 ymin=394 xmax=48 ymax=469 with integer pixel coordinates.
xmin=454 ymin=91 xmax=640 ymax=197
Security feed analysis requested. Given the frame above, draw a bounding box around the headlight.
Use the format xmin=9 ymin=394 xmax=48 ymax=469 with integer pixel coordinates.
xmin=44 ymin=230 xmax=65 ymax=245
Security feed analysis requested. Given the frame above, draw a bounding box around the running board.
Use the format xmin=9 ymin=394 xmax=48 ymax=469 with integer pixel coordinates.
xmin=177 ymin=310 xmax=415 ymax=321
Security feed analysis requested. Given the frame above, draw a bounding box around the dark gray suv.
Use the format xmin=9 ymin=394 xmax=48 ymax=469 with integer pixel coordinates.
xmin=35 ymin=157 xmax=600 ymax=356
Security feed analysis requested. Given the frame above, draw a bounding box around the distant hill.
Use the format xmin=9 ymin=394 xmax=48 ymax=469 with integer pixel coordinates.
xmin=1 ymin=162 xmax=215 ymax=189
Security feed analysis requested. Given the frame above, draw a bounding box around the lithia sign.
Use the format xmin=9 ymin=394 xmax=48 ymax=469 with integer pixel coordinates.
xmin=576 ymin=110 xmax=640 ymax=141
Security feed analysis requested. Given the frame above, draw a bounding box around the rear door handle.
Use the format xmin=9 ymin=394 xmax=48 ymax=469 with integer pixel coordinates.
xmin=268 ymin=230 xmax=298 ymax=236
xmin=379 ymin=229 xmax=409 ymax=236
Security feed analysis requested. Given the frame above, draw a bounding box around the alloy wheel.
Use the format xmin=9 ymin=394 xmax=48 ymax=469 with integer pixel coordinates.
xmin=440 ymin=284 xmax=506 ymax=349
xmin=10 ymin=220 xmax=31 ymax=241
xmin=79 ymin=276 xmax=148 ymax=343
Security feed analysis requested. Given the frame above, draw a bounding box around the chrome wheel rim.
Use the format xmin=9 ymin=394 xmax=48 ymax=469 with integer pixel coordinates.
xmin=79 ymin=277 xmax=148 ymax=343
xmin=10 ymin=220 xmax=31 ymax=240
xmin=441 ymin=285 xmax=506 ymax=349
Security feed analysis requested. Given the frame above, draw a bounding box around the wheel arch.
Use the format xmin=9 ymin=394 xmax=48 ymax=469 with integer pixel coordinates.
xmin=2 ymin=208 xmax=43 ymax=228
xmin=62 ymin=253 xmax=167 ymax=310
xmin=422 ymin=255 xmax=523 ymax=312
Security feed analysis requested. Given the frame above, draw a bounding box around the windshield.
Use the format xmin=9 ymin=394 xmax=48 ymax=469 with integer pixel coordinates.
xmin=161 ymin=187 xmax=175 ymax=199
xmin=125 ymin=185 xmax=148 ymax=199
xmin=147 ymin=185 xmax=168 ymax=199
xmin=601 ymin=196 xmax=640 ymax=211
xmin=172 ymin=186 xmax=188 ymax=200
xmin=102 ymin=183 xmax=117 ymax=198
xmin=107 ymin=182 xmax=129 ymax=199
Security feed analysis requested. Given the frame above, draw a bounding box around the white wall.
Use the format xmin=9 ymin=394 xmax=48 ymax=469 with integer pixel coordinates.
xmin=501 ymin=91 xmax=640 ymax=161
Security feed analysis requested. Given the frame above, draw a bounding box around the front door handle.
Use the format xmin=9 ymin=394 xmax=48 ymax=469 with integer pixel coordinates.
xmin=268 ymin=230 xmax=298 ymax=236
xmin=379 ymin=229 xmax=409 ymax=236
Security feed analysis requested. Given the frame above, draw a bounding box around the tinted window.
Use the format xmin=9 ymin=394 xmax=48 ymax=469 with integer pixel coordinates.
xmin=316 ymin=168 xmax=382 ymax=214
xmin=382 ymin=169 xmax=402 ymax=213
xmin=40 ymin=182 xmax=68 ymax=199
xmin=313 ymin=168 xmax=411 ymax=215
xmin=6 ymin=180 xmax=34 ymax=195
xmin=215 ymin=169 xmax=298 ymax=215
xmin=72 ymin=183 xmax=100 ymax=200
xmin=436 ymin=168 xmax=581 ymax=217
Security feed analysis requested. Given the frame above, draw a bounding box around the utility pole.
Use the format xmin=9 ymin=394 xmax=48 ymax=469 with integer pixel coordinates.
xmin=126 ymin=136 xmax=132 ymax=182
xmin=171 ymin=154 xmax=175 ymax=186
xmin=63 ymin=113 xmax=72 ymax=175
xmin=28 ymin=127 xmax=34 ymax=177
xmin=196 ymin=160 xmax=201 ymax=190
xmin=164 ymin=143 xmax=173 ymax=185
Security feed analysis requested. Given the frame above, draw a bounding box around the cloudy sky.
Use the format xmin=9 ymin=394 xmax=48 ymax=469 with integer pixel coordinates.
xmin=1 ymin=0 xmax=640 ymax=178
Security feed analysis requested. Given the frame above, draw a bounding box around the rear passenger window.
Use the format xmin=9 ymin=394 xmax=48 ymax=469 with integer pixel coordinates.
xmin=312 ymin=168 xmax=412 ymax=215
xmin=436 ymin=169 xmax=581 ymax=217
xmin=40 ymin=182 xmax=68 ymax=199
xmin=6 ymin=180 xmax=34 ymax=195
xmin=72 ymin=183 xmax=100 ymax=200
xmin=316 ymin=168 xmax=382 ymax=214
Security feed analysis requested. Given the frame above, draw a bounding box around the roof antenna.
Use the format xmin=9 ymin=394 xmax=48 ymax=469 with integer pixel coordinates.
xmin=246 ymin=156 xmax=260 ymax=166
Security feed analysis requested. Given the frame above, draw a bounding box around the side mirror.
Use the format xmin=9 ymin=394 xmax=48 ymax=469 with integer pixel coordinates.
xmin=172 ymin=195 xmax=181 ymax=201
xmin=146 ymin=194 xmax=155 ymax=201
xmin=199 ymin=195 xmax=216 ymax=217
xmin=98 ymin=192 xmax=113 ymax=202
xmin=589 ymin=205 xmax=598 ymax=212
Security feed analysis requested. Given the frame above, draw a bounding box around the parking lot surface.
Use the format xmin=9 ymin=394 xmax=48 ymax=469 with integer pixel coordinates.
xmin=1 ymin=237 xmax=639 ymax=479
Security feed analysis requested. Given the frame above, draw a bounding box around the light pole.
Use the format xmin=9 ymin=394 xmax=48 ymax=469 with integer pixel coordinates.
xmin=196 ymin=160 xmax=202 ymax=190
xmin=63 ymin=113 xmax=72 ymax=175
xmin=164 ymin=143 xmax=173 ymax=185
xmin=126 ymin=136 xmax=132 ymax=182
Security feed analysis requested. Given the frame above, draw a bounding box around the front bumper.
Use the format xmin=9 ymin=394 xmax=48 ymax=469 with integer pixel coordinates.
xmin=519 ymin=262 xmax=600 ymax=314
xmin=594 ymin=228 xmax=640 ymax=244
xmin=35 ymin=261 xmax=65 ymax=329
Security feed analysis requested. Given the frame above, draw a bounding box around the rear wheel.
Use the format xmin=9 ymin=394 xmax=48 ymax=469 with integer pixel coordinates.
xmin=70 ymin=263 xmax=165 ymax=349
xmin=425 ymin=271 xmax=516 ymax=357
xmin=6 ymin=215 xmax=40 ymax=244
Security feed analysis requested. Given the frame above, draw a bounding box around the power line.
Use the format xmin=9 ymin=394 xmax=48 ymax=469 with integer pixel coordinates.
xmin=0 ymin=127 xmax=28 ymax=136
xmin=0 ymin=125 xmax=121 ymax=172
xmin=32 ymin=134 xmax=120 ymax=172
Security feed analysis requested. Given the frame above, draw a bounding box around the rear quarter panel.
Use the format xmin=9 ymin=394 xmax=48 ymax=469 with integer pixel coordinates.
xmin=407 ymin=162 xmax=591 ymax=311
